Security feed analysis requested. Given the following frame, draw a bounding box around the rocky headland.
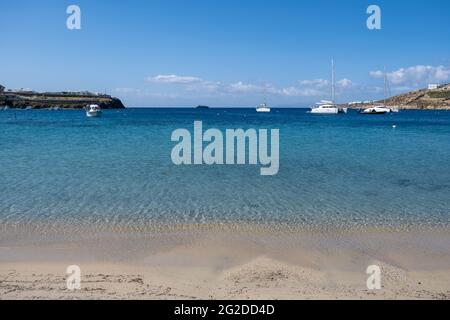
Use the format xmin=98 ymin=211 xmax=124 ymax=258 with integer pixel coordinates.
xmin=344 ymin=83 xmax=450 ymax=110
xmin=0 ymin=85 xmax=125 ymax=109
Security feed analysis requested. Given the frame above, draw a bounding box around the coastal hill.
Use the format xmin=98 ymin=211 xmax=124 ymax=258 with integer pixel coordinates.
xmin=346 ymin=83 xmax=450 ymax=110
xmin=0 ymin=85 xmax=125 ymax=109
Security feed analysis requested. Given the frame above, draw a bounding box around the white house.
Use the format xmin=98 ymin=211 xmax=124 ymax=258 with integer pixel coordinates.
xmin=428 ymin=84 xmax=439 ymax=90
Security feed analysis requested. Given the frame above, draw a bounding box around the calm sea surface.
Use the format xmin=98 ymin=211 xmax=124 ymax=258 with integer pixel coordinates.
xmin=1 ymin=108 xmax=449 ymax=231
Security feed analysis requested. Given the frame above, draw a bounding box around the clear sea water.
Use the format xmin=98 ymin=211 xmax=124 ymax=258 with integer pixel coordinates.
xmin=1 ymin=108 xmax=449 ymax=232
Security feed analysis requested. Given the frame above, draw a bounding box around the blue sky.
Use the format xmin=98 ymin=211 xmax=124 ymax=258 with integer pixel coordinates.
xmin=1 ymin=0 xmax=449 ymax=107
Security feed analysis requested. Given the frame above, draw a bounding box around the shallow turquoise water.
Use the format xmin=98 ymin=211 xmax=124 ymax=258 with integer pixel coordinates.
xmin=0 ymin=108 xmax=449 ymax=231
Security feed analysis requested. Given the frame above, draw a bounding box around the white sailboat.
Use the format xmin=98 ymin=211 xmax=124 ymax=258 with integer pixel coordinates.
xmin=361 ymin=68 xmax=394 ymax=114
xmin=310 ymin=60 xmax=342 ymax=114
xmin=256 ymin=103 xmax=271 ymax=113
xmin=256 ymin=83 xmax=271 ymax=113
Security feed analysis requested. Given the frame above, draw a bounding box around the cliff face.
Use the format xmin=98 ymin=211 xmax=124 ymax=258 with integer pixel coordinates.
xmin=0 ymin=86 xmax=125 ymax=109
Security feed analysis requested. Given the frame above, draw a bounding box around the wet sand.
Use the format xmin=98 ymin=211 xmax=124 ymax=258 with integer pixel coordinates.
xmin=1 ymin=225 xmax=450 ymax=299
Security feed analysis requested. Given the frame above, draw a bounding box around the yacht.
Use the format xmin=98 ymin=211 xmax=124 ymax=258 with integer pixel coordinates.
xmin=256 ymin=83 xmax=271 ymax=113
xmin=360 ymin=106 xmax=391 ymax=114
xmin=86 ymin=104 xmax=102 ymax=117
xmin=310 ymin=100 xmax=339 ymax=114
xmin=361 ymin=68 xmax=396 ymax=114
xmin=256 ymin=103 xmax=271 ymax=113
xmin=310 ymin=60 xmax=342 ymax=114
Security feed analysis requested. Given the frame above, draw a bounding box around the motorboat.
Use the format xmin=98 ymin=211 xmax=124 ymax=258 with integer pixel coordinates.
xmin=361 ymin=68 xmax=398 ymax=115
xmin=86 ymin=104 xmax=102 ymax=117
xmin=360 ymin=106 xmax=391 ymax=114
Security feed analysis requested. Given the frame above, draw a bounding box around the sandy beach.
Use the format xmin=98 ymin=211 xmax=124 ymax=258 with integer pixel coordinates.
xmin=1 ymin=225 xmax=450 ymax=300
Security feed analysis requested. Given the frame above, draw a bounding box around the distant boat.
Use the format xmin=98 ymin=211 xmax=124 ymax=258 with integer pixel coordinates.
xmin=256 ymin=103 xmax=271 ymax=113
xmin=256 ymin=83 xmax=271 ymax=113
xmin=3 ymin=106 xmax=9 ymax=110
xmin=86 ymin=104 xmax=102 ymax=117
xmin=361 ymin=67 xmax=397 ymax=115
xmin=360 ymin=106 xmax=391 ymax=114
xmin=196 ymin=105 xmax=210 ymax=109
xmin=25 ymin=106 xmax=32 ymax=110
xmin=310 ymin=60 xmax=342 ymax=114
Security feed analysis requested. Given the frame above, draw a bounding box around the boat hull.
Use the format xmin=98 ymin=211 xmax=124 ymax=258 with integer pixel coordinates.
xmin=310 ymin=108 xmax=339 ymax=114
xmin=360 ymin=107 xmax=391 ymax=115
xmin=86 ymin=111 xmax=102 ymax=117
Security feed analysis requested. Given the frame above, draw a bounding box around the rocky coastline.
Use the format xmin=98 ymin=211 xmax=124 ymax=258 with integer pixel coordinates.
xmin=0 ymin=85 xmax=125 ymax=109
xmin=344 ymin=83 xmax=450 ymax=110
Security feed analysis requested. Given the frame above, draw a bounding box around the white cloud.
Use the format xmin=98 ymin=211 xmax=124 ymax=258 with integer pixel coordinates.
xmin=147 ymin=74 xmax=203 ymax=84
xmin=280 ymin=77 xmax=353 ymax=97
xmin=369 ymin=70 xmax=384 ymax=78
xmin=299 ymin=79 xmax=329 ymax=88
xmin=115 ymin=87 xmax=141 ymax=94
xmin=185 ymin=81 xmax=222 ymax=93
xmin=140 ymin=73 xmax=359 ymax=102
xmin=226 ymin=81 xmax=263 ymax=94
xmin=337 ymin=78 xmax=353 ymax=88
xmin=279 ymin=87 xmax=322 ymax=97
xmin=370 ymin=65 xmax=450 ymax=86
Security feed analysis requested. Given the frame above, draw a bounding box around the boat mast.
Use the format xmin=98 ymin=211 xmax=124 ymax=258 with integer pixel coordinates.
xmin=383 ymin=66 xmax=387 ymax=106
xmin=263 ymin=82 xmax=268 ymax=106
xmin=331 ymin=59 xmax=335 ymax=104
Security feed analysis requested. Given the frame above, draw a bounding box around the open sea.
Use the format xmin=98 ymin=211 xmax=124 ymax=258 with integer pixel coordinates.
xmin=1 ymin=108 xmax=449 ymax=233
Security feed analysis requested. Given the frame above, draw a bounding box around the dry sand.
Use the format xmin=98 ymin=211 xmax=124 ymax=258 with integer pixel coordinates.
xmin=1 ymin=225 xmax=450 ymax=300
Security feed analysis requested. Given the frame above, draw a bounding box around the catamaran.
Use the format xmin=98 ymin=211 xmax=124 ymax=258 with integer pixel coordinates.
xmin=310 ymin=60 xmax=345 ymax=114
xmin=311 ymin=100 xmax=339 ymax=114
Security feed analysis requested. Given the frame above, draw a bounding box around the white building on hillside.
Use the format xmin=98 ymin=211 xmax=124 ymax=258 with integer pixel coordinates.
xmin=428 ymin=84 xmax=439 ymax=90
